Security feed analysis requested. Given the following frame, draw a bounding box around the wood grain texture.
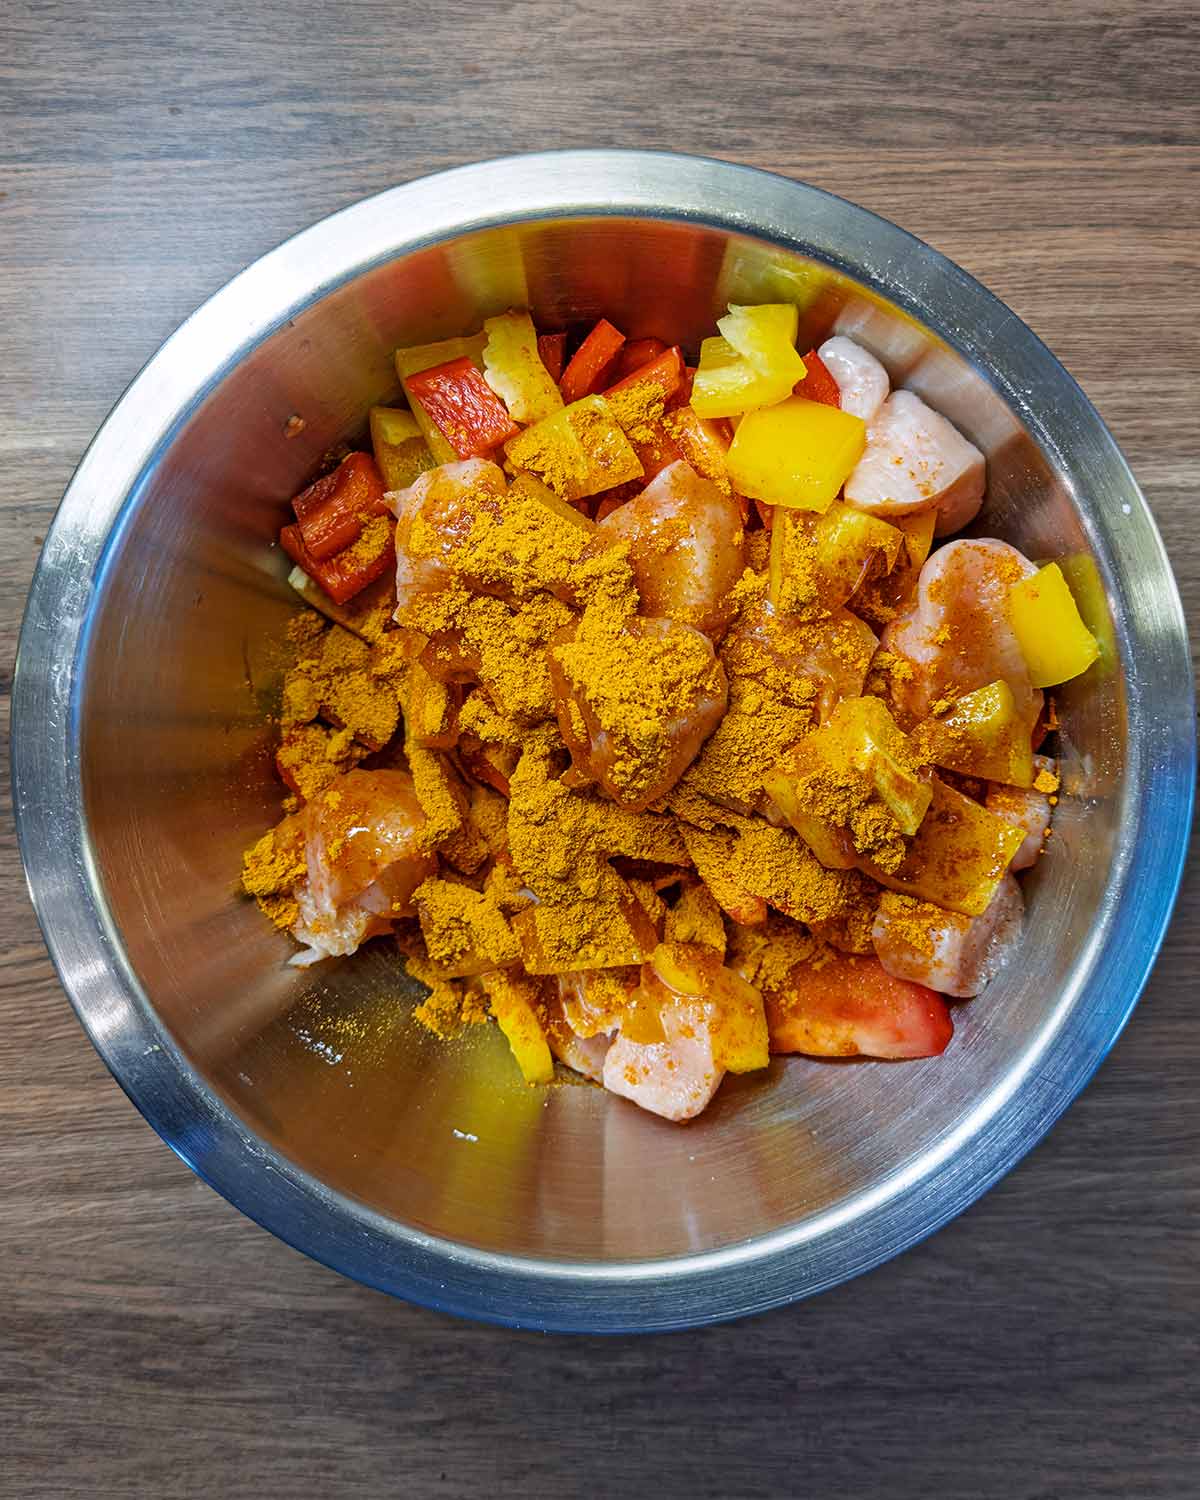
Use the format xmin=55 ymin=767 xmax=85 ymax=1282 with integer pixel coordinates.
xmin=1 ymin=3 xmax=1197 ymax=1496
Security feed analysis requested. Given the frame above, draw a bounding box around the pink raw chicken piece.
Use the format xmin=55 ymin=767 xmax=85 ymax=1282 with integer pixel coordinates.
xmin=845 ymin=389 xmax=985 ymax=535
xmin=817 ymin=335 xmax=890 ymax=422
xmin=544 ymin=987 xmax=613 ymax=1082
xmin=986 ymin=756 xmax=1055 ymax=870
xmin=603 ymin=1001 xmax=724 ymax=1122
xmin=597 ymin=460 xmax=745 ymax=637
xmin=291 ymin=769 xmax=436 ymax=966
xmin=882 ymin=537 xmax=1043 ymax=730
xmin=387 ymin=458 xmax=507 ymax=618
xmin=872 ymin=874 xmax=1024 ymax=999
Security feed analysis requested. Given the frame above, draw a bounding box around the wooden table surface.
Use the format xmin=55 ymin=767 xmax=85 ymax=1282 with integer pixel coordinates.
xmin=2 ymin=4 xmax=1197 ymax=1496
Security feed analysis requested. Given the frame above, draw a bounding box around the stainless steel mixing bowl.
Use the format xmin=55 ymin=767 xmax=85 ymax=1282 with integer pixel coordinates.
xmin=13 ymin=151 xmax=1194 ymax=1331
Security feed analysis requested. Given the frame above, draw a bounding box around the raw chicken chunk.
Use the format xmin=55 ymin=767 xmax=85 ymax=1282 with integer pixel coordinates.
xmin=845 ymin=390 xmax=985 ymax=535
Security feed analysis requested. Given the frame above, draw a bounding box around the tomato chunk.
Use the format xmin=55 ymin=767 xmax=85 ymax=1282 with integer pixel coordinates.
xmin=766 ymin=951 xmax=953 ymax=1059
xmin=793 ymin=348 xmax=841 ymax=407
xmin=405 ymin=356 xmax=521 ymax=459
xmin=559 ymin=318 xmax=626 ymax=404
xmin=292 ymin=452 xmax=388 ymax=561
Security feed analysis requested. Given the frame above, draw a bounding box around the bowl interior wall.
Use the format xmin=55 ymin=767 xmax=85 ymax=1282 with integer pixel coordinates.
xmin=80 ymin=216 xmax=1121 ymax=1261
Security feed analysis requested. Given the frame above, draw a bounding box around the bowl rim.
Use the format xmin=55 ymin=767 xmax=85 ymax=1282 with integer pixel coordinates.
xmin=12 ymin=149 xmax=1196 ymax=1332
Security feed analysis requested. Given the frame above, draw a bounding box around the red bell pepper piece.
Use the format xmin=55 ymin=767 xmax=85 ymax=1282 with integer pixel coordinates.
xmin=536 ymin=332 xmax=567 ymax=383
xmin=794 ymin=349 xmax=841 ymax=407
xmin=559 ymin=318 xmax=626 ymax=404
xmin=405 ymin=356 xmax=521 ymax=459
xmin=603 ymin=344 xmax=685 ymax=404
xmin=292 ymin=452 xmax=388 ymax=561
xmin=666 ymin=365 xmax=696 ymax=412
xmin=612 ymin=336 xmax=668 ymax=383
xmin=280 ymin=518 xmax=395 ymax=606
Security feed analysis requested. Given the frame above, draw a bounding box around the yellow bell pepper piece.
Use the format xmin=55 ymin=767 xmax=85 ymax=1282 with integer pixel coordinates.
xmin=765 ymin=696 xmax=932 ymax=871
xmin=769 ymin=503 xmax=904 ymax=616
xmin=863 ymin=778 xmax=1026 ymax=916
xmin=1008 ymin=563 xmax=1101 ymax=687
xmin=482 ymin=972 xmax=555 ymax=1085
xmin=909 ymin=680 xmax=1035 ymax=788
xmin=481 ymin=310 xmax=564 ymax=424
xmin=727 ymin=396 xmax=867 ymax=511
xmin=893 ymin=508 xmax=937 ymax=568
xmin=691 ymin=336 xmax=796 ymax=419
xmin=395 ymin=333 xmax=488 ymax=463
xmin=503 ymin=394 xmax=643 ymax=502
xmin=369 ymin=406 xmax=434 ymax=492
xmin=718 ymin=303 xmax=807 ymax=385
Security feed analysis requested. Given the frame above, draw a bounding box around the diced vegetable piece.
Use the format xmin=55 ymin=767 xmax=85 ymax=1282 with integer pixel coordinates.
xmin=481 ymin=310 xmax=565 ymax=424
xmin=482 ymin=971 xmax=555 ymax=1084
xmin=793 ymin=348 xmax=841 ymax=406
xmin=369 ymin=406 xmax=434 ymax=493
xmin=292 ymin=452 xmax=389 ymax=561
xmin=663 ymin=405 xmax=733 ymax=490
xmin=770 ymin=503 xmax=905 ymax=616
xmin=536 ymin=332 xmax=567 ymax=383
xmin=910 ymin=680 xmax=1035 ymax=787
xmin=286 ymin=565 xmax=395 ymax=643
xmin=861 ymin=776 xmax=1026 ymax=916
xmin=613 ymin=337 xmax=668 ymax=381
xmin=280 ymin=513 xmax=395 ymax=606
xmin=726 ymin=396 xmax=867 ymax=511
xmin=691 ymin=335 xmax=796 ymax=419
xmin=718 ymin=303 xmax=806 ymax=386
xmin=647 ymin=942 xmax=769 ymax=1073
xmin=503 ymin=394 xmax=644 ymax=501
xmin=893 ymin=507 xmax=937 ymax=568
xmin=1007 ymin=562 xmax=1101 ymax=687
xmin=603 ymin=344 xmax=685 ymax=403
xmin=395 ymin=333 xmax=488 ymax=380
xmin=559 ymin=318 xmax=626 ymax=404
xmin=395 ymin=333 xmax=488 ymax=463
xmin=405 ymin=356 xmax=521 ymax=460
xmin=766 ymin=695 xmax=931 ymax=871
xmin=766 ymin=951 xmax=952 ymax=1059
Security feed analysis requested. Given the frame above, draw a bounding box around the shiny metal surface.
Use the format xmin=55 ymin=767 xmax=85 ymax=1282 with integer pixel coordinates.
xmin=13 ymin=152 xmax=1195 ymax=1331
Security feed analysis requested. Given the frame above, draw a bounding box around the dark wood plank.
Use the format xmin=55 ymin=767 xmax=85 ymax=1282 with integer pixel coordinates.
xmin=1 ymin=2 xmax=1197 ymax=1496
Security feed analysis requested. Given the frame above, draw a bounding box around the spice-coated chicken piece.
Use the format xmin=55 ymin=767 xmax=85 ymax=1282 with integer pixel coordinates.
xmin=548 ymin=611 xmax=728 ymax=811
xmin=597 ymin=460 xmax=746 ymax=637
xmin=845 ymin=390 xmax=985 ymax=536
xmin=871 ymin=875 xmax=1024 ymax=999
xmin=387 ymin=458 xmax=508 ymax=619
xmin=817 ymin=335 xmax=890 ymax=422
xmin=882 ymin=538 xmax=1043 ymax=733
xmin=290 ymin=769 xmax=437 ymax=966
xmin=986 ymin=758 xmax=1055 ymax=870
